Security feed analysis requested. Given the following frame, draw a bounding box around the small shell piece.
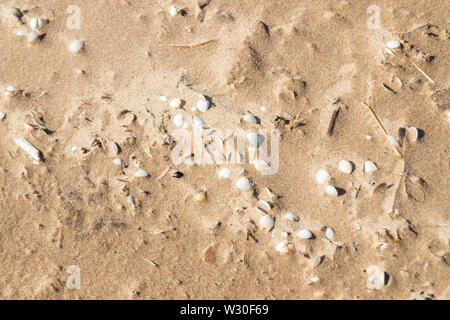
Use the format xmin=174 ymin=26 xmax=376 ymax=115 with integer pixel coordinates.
xmin=197 ymin=99 xmax=210 ymax=112
xmin=253 ymin=159 xmax=269 ymax=171
xmin=325 ymin=185 xmax=338 ymax=196
xmin=284 ymin=212 xmax=299 ymax=222
xmin=113 ymin=158 xmax=122 ymax=166
xmin=364 ymin=161 xmax=377 ymax=173
xmin=159 ymin=95 xmax=168 ymax=102
xmin=169 ymin=98 xmax=181 ymax=109
xmin=0 ymin=111 xmax=5 ymax=120
xmin=30 ymin=17 xmax=42 ymax=30
xmin=5 ymin=86 xmax=19 ymax=96
xmin=325 ymin=227 xmax=334 ymax=240
xmin=259 ymin=215 xmax=275 ymax=230
xmin=69 ymin=40 xmax=84 ymax=53
xmin=407 ymin=127 xmax=419 ymax=142
xmin=338 ymin=160 xmax=352 ymax=174
xmin=296 ymin=229 xmax=314 ymax=239
xmin=217 ymin=167 xmax=230 ymax=179
xmin=193 ymin=191 xmax=206 ymax=203
xmin=27 ymin=30 xmax=39 ymax=43
xmin=276 ymin=241 xmax=290 ymax=254
xmin=235 ymin=177 xmax=251 ymax=191
xmin=173 ymin=113 xmax=185 ymax=127
xmin=387 ymin=135 xmax=400 ymax=147
xmin=14 ymin=138 xmax=42 ymax=161
xmin=246 ymin=131 xmax=258 ymax=146
xmin=134 ymin=168 xmax=149 ymax=177
xmin=366 ymin=265 xmax=386 ymax=290
xmin=243 ymin=114 xmax=257 ymax=124
xmin=169 ymin=5 xmax=177 ymax=16
xmin=386 ymin=40 xmax=401 ymax=49
xmin=316 ymin=169 xmax=331 ymax=184
xmin=192 ymin=115 xmax=205 ymax=130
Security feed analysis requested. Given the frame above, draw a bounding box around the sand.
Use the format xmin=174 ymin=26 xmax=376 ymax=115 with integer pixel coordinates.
xmin=0 ymin=0 xmax=448 ymax=300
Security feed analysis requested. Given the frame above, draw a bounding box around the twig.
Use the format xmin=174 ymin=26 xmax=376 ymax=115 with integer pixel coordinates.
xmin=327 ymin=107 xmax=341 ymax=136
xmin=142 ymin=257 xmax=159 ymax=267
xmin=169 ymin=39 xmax=215 ymax=48
xmin=361 ymin=101 xmax=403 ymax=158
xmin=406 ymin=56 xmax=435 ymax=84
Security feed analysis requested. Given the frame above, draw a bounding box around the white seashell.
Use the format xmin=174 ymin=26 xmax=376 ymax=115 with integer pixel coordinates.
xmin=338 ymin=160 xmax=352 ymax=174
xmin=246 ymin=131 xmax=258 ymax=146
xmin=235 ymin=177 xmax=251 ymax=191
xmin=276 ymin=241 xmax=289 ymax=254
xmin=197 ymin=99 xmax=210 ymax=112
xmin=386 ymin=40 xmax=401 ymax=49
xmin=113 ymin=158 xmax=122 ymax=166
xmin=169 ymin=5 xmax=177 ymax=16
xmin=5 ymin=86 xmax=19 ymax=96
xmin=17 ymin=30 xmax=26 ymax=36
xmin=316 ymin=168 xmax=331 ymax=184
xmin=407 ymin=127 xmax=419 ymax=142
xmin=284 ymin=212 xmax=299 ymax=221
xmin=192 ymin=115 xmax=204 ymax=130
xmin=325 ymin=227 xmax=334 ymax=240
xmin=387 ymin=135 xmax=400 ymax=147
xmin=260 ymin=105 xmax=267 ymax=112
xmin=296 ymin=229 xmax=314 ymax=239
xmin=0 ymin=111 xmax=5 ymax=120
xmin=193 ymin=191 xmax=206 ymax=203
xmin=69 ymin=40 xmax=84 ymax=53
xmin=325 ymin=185 xmax=338 ymax=196
xmin=253 ymin=159 xmax=269 ymax=171
xmin=159 ymin=95 xmax=168 ymax=102
xmin=366 ymin=265 xmax=386 ymax=290
xmin=134 ymin=168 xmax=149 ymax=177
xmin=14 ymin=138 xmax=41 ymax=161
xmin=243 ymin=114 xmax=257 ymax=124
xmin=217 ymin=167 xmax=230 ymax=179
xmin=384 ymin=47 xmax=394 ymax=55
xmin=169 ymin=98 xmax=181 ymax=109
xmin=173 ymin=113 xmax=184 ymax=127
xmin=365 ymin=161 xmax=377 ymax=173
xmin=30 ymin=17 xmax=39 ymax=30
xmin=259 ymin=215 xmax=275 ymax=230
xmin=27 ymin=30 xmax=39 ymax=43
xmin=365 ymin=135 xmax=372 ymax=140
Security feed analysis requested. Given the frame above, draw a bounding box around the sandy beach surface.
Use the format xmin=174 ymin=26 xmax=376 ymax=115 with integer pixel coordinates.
xmin=0 ymin=0 xmax=448 ymax=299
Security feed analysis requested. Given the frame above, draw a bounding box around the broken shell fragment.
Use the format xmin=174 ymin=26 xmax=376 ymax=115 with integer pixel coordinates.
xmin=387 ymin=135 xmax=400 ymax=147
xmin=192 ymin=115 xmax=204 ymax=130
xmin=364 ymin=161 xmax=377 ymax=173
xmin=69 ymin=40 xmax=84 ymax=53
xmin=193 ymin=191 xmax=206 ymax=203
xmin=253 ymin=159 xmax=269 ymax=171
xmin=217 ymin=167 xmax=230 ymax=179
xmin=386 ymin=40 xmax=401 ymax=49
xmin=113 ymin=158 xmax=122 ymax=166
xmin=235 ymin=177 xmax=251 ymax=191
xmin=338 ymin=160 xmax=352 ymax=174
xmin=169 ymin=98 xmax=181 ymax=109
xmin=284 ymin=212 xmax=299 ymax=221
xmin=134 ymin=168 xmax=149 ymax=177
xmin=366 ymin=265 xmax=386 ymax=290
xmin=27 ymin=30 xmax=39 ymax=43
xmin=276 ymin=241 xmax=290 ymax=254
xmin=259 ymin=215 xmax=275 ymax=230
xmin=296 ymin=229 xmax=314 ymax=239
xmin=316 ymin=169 xmax=331 ymax=184
xmin=14 ymin=138 xmax=42 ymax=161
xmin=173 ymin=113 xmax=185 ymax=127
xmin=325 ymin=185 xmax=338 ymax=196
xmin=243 ymin=114 xmax=257 ymax=124
xmin=197 ymin=99 xmax=210 ymax=112
xmin=325 ymin=227 xmax=335 ymax=240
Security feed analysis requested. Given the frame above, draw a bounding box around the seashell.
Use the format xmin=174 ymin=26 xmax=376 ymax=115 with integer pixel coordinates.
xmin=338 ymin=160 xmax=352 ymax=174
xmin=134 ymin=168 xmax=149 ymax=177
xmin=246 ymin=131 xmax=258 ymax=146
xmin=235 ymin=177 xmax=251 ymax=191
xmin=259 ymin=215 xmax=275 ymax=230
xmin=27 ymin=30 xmax=39 ymax=43
xmin=364 ymin=161 xmax=377 ymax=173
xmin=260 ymin=105 xmax=267 ymax=112
xmin=14 ymin=137 xmax=42 ymax=161
xmin=169 ymin=98 xmax=181 ymax=109
xmin=311 ymin=256 xmax=322 ymax=268
xmin=296 ymin=229 xmax=314 ymax=239
xmin=169 ymin=5 xmax=177 ymax=16
xmin=253 ymin=159 xmax=269 ymax=171
xmin=325 ymin=227 xmax=334 ymax=240
xmin=257 ymin=199 xmax=271 ymax=211
xmin=243 ymin=114 xmax=257 ymax=124
xmin=113 ymin=158 xmax=122 ymax=166
xmin=366 ymin=265 xmax=386 ymax=290
xmin=316 ymin=168 xmax=331 ymax=184
xmin=69 ymin=40 xmax=84 ymax=53
xmin=284 ymin=212 xmax=299 ymax=221
xmin=192 ymin=115 xmax=204 ymax=130
xmin=193 ymin=191 xmax=206 ymax=203
xmin=173 ymin=113 xmax=184 ymax=127
xmin=386 ymin=40 xmax=401 ymax=49
xmin=276 ymin=241 xmax=289 ymax=254
xmin=407 ymin=127 xmax=419 ymax=142
xmin=159 ymin=95 xmax=168 ymax=101
xmin=30 ymin=17 xmax=39 ymax=30
xmin=197 ymin=99 xmax=210 ymax=112
xmin=325 ymin=185 xmax=338 ymax=196
xmin=0 ymin=111 xmax=5 ymax=120
xmin=5 ymin=86 xmax=19 ymax=96
xmin=387 ymin=135 xmax=400 ymax=147
xmin=217 ymin=167 xmax=230 ymax=179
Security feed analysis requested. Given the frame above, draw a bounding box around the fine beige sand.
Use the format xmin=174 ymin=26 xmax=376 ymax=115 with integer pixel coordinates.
xmin=0 ymin=0 xmax=448 ymax=299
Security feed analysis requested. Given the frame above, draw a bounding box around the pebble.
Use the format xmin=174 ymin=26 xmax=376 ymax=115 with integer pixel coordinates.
xmin=364 ymin=161 xmax=377 ymax=173
xmin=325 ymin=185 xmax=338 ymax=196
xmin=338 ymin=160 xmax=352 ymax=174
xmin=30 ymin=17 xmax=42 ymax=30
xmin=296 ymin=229 xmax=314 ymax=239
xmin=0 ymin=111 xmax=5 ymax=120
xmin=325 ymin=227 xmax=334 ymax=240
xmin=259 ymin=215 xmax=275 ymax=230
xmin=217 ymin=167 xmax=230 ymax=179
xmin=284 ymin=212 xmax=299 ymax=221
xmin=316 ymin=168 xmax=331 ymax=184
xmin=113 ymin=158 xmax=122 ymax=166
xmin=69 ymin=40 xmax=84 ymax=53
xmin=235 ymin=177 xmax=251 ymax=191
xmin=27 ymin=30 xmax=39 ymax=43
xmin=134 ymin=168 xmax=149 ymax=177
xmin=197 ymin=99 xmax=210 ymax=112
xmin=173 ymin=113 xmax=185 ymax=127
